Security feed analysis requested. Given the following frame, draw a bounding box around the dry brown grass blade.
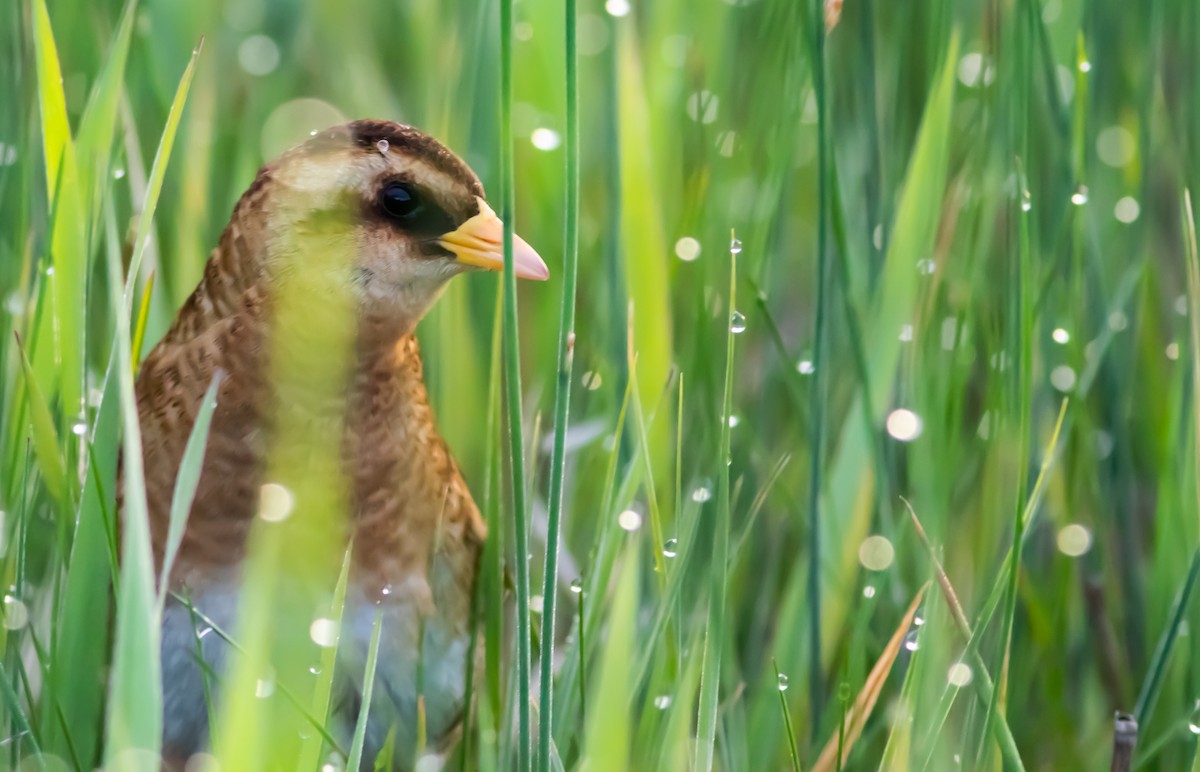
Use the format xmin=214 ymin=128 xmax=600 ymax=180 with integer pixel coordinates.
xmin=812 ymin=582 xmax=929 ymax=772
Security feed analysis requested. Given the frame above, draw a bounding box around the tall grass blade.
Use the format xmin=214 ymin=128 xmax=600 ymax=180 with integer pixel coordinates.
xmin=694 ymin=232 xmax=739 ymax=770
xmin=536 ymin=0 xmax=580 ymax=766
xmin=347 ymin=607 xmax=385 ymax=772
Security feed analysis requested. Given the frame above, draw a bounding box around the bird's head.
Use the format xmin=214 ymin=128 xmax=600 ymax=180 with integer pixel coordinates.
xmin=246 ymin=119 xmax=548 ymax=332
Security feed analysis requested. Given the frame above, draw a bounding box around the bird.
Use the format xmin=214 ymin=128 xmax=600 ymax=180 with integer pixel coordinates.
xmin=132 ymin=119 xmax=548 ymax=770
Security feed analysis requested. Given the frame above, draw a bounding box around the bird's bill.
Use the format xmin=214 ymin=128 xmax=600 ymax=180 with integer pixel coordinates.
xmin=436 ymin=197 xmax=550 ymax=281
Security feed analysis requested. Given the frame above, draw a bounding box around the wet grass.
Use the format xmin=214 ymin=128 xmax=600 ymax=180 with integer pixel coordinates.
xmin=3 ymin=0 xmax=1200 ymax=769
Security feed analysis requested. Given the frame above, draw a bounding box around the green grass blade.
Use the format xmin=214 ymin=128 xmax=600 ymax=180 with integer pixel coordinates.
xmin=12 ymin=335 xmax=67 ymax=511
xmin=536 ymin=0 xmax=580 ymax=766
xmin=156 ymin=371 xmax=222 ymax=608
xmin=579 ymin=540 xmax=639 ymax=769
xmin=694 ymin=232 xmax=739 ymax=770
xmin=297 ymin=545 xmax=353 ymax=771
xmin=498 ymin=0 xmax=533 ymax=768
xmin=347 ymin=607 xmax=385 ymax=772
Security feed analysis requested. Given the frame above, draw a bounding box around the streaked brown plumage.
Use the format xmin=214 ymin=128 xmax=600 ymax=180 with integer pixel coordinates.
xmin=133 ymin=120 xmax=546 ymax=769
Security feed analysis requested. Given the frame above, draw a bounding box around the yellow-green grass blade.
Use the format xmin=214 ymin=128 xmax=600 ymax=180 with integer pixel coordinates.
xmin=12 ymin=335 xmax=68 ymax=513
xmin=30 ymin=0 xmax=88 ymax=421
xmin=297 ymin=545 xmax=354 ymax=771
xmin=122 ymin=39 xmax=203 ymax=317
xmin=579 ymin=541 xmax=639 ymax=769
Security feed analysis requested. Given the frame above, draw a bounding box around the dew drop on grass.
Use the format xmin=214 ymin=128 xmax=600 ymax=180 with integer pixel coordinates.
xmin=256 ymin=678 xmax=275 ymax=698
xmin=777 ymin=672 xmax=789 ymax=691
xmin=729 ymin=237 xmax=743 ymax=254
xmin=653 ymin=695 xmax=672 ymax=709
xmin=569 ymin=578 xmax=583 ymax=594
xmin=947 ymin=662 xmax=973 ymax=687
xmin=691 ymin=480 xmax=713 ymax=503
xmin=1071 ymin=185 xmax=1089 ymax=205
xmin=309 ymin=617 xmax=339 ymax=647
xmin=1021 ymin=189 xmax=1032 ymax=212
xmin=2 ymin=596 xmax=28 ymax=631
xmin=904 ymin=630 xmax=920 ymax=652
xmin=618 ymin=509 xmax=642 ymax=531
xmin=916 ymin=258 xmax=936 ymax=275
xmin=796 ymin=359 xmax=814 ymax=374
xmin=674 ymin=236 xmax=701 ymax=261
xmin=862 ymin=585 xmax=876 ymax=598
xmin=113 ymin=168 xmax=126 ymax=179
xmin=730 ymin=311 xmax=747 ymax=333
xmin=71 ymin=421 xmax=87 ymax=437
xmin=663 ymin=538 xmax=678 ymax=558
xmin=1189 ymin=701 xmax=1200 ymax=734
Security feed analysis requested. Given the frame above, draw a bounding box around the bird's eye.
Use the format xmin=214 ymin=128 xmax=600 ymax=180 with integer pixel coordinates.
xmin=380 ymin=183 xmax=422 ymax=219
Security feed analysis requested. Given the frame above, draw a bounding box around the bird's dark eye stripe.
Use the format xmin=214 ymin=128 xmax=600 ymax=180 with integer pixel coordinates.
xmin=374 ymin=180 xmax=456 ymax=238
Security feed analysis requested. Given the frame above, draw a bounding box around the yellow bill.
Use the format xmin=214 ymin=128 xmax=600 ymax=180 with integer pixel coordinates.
xmin=437 ymin=197 xmax=549 ymax=281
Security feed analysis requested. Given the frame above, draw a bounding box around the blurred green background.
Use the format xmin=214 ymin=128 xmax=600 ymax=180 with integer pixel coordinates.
xmin=4 ymin=0 xmax=1200 ymax=769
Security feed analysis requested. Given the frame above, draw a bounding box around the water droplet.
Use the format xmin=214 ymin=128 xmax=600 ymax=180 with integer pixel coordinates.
xmin=569 ymin=578 xmax=583 ymax=594
xmin=2 ymin=596 xmax=28 ymax=630
xmin=531 ymin=128 xmax=561 ymax=151
xmin=376 ymin=139 xmax=390 ymax=154
xmin=380 ymin=584 xmax=394 ymax=597
xmin=858 ymin=535 xmax=895 ymax=571
xmin=674 ymin=236 xmax=701 ymax=262
xmin=238 ymin=34 xmax=280 ymax=76
xmin=729 ymin=237 xmax=743 ymax=254
xmin=1056 ymin=523 xmax=1092 ymax=557
xmin=309 ymin=666 xmax=322 ymax=675
xmin=582 ymin=370 xmax=602 ymax=390
xmin=903 ymin=631 xmax=920 ymax=652
xmin=1189 ymin=701 xmax=1200 ymax=734
xmin=1052 ymin=327 xmax=1070 ymax=344
xmin=1020 ymin=189 xmax=1032 ymax=212
xmin=913 ymin=615 xmax=925 ymax=627
xmin=796 ymin=359 xmax=814 ymax=374
xmin=71 ymin=421 xmax=87 ymax=437
xmin=309 ymin=618 xmax=339 ymax=647
xmin=604 ymin=0 xmax=631 ymax=16
xmin=663 ymin=538 xmax=678 ymax=558
xmin=197 ymin=626 xmax=213 ymax=639
xmin=916 ymin=258 xmax=936 ymax=275
xmin=258 ymin=482 xmax=294 ymax=522
xmin=255 ymin=678 xmax=275 ymax=698
xmin=1167 ymin=342 xmax=1180 ymax=360
xmin=730 ymin=311 xmax=747 ymax=334
xmin=898 ymin=324 xmax=914 ymax=342
xmin=885 ymin=409 xmax=923 ymax=441
xmin=530 ymin=594 xmax=544 ymax=613
xmin=691 ymin=483 xmax=713 ymax=503
xmin=1079 ymin=59 xmax=1092 ymax=73
xmin=1114 ymin=196 xmax=1140 ymax=224
xmin=1071 ymin=185 xmax=1089 ymax=206
xmin=726 ymin=414 xmax=740 ymax=428
xmin=653 ymin=694 xmax=671 ymax=709
xmin=946 ymin=662 xmax=972 ymax=687
xmin=618 ymin=509 xmax=642 ymax=531
xmin=777 ymin=672 xmax=789 ymax=691
xmin=862 ymin=585 xmax=876 ymax=598
xmin=1050 ymin=365 xmax=1076 ymax=392
xmin=113 ymin=168 xmax=126 ymax=180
